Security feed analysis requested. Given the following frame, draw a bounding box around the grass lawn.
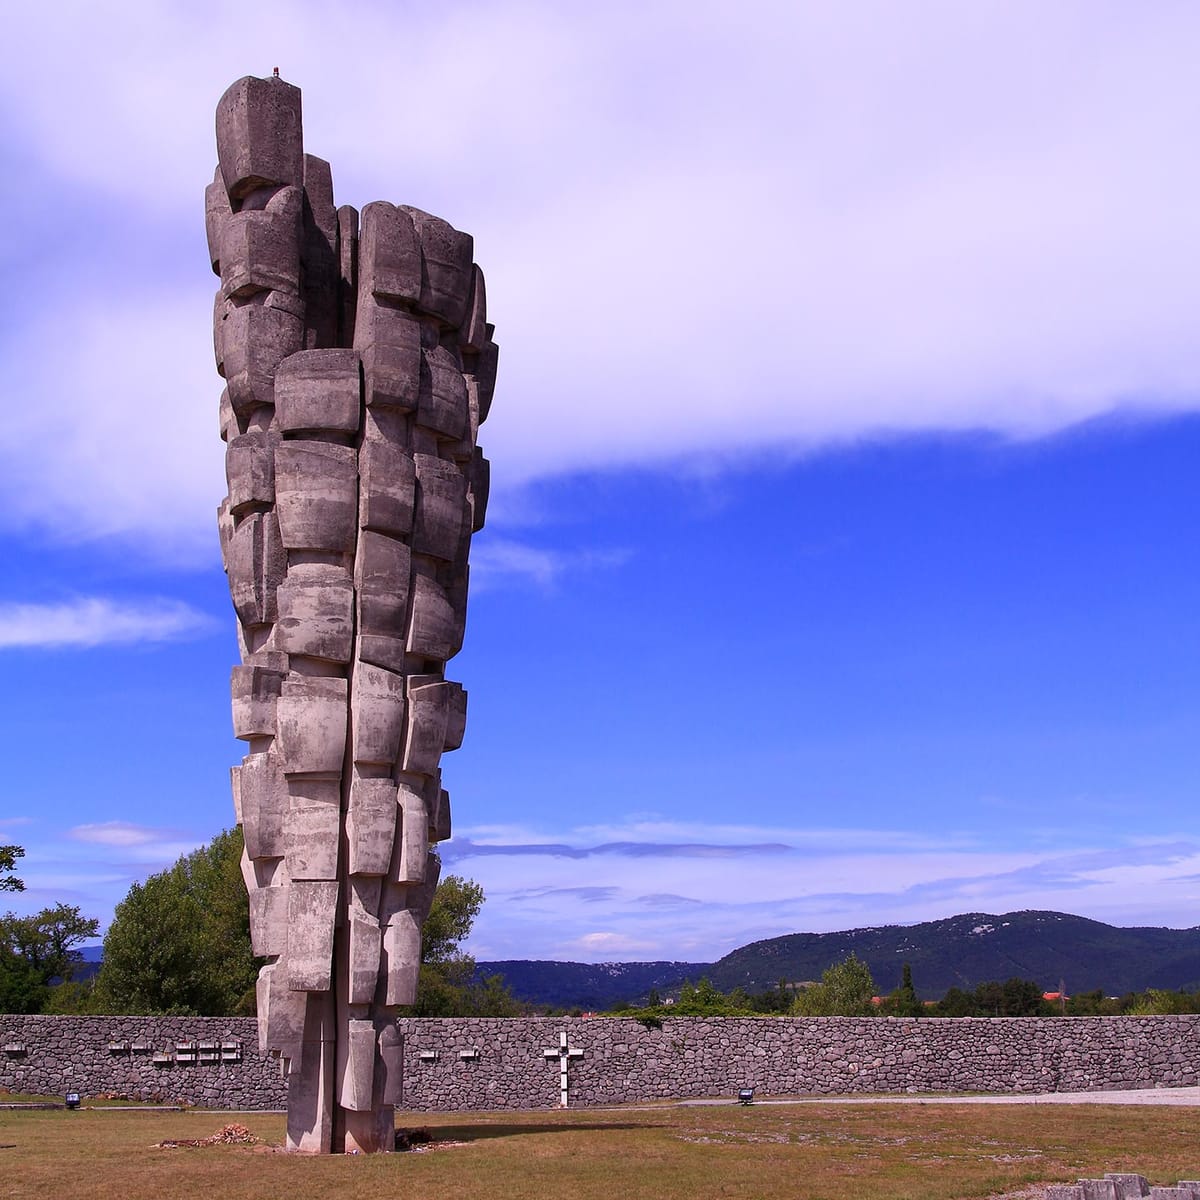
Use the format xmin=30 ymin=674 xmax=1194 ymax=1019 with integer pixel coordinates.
xmin=1 ymin=1099 xmax=1197 ymax=1200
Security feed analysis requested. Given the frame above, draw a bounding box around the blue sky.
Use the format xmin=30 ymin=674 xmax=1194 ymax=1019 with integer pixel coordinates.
xmin=1 ymin=1 xmax=1198 ymax=963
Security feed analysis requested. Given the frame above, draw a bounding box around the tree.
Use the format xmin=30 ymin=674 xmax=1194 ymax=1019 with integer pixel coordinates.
xmin=0 ymin=845 xmax=24 ymax=893
xmin=98 ymin=831 xmax=502 ymax=1017
xmin=0 ymin=903 xmax=100 ymax=1013
xmin=881 ymin=961 xmax=922 ymax=1017
xmin=931 ymin=977 xmax=1047 ymax=1017
xmin=997 ymin=976 xmax=1046 ymax=1016
xmin=792 ymin=954 xmax=877 ymax=1016
xmin=1126 ymin=988 xmax=1200 ymax=1015
xmin=97 ymin=828 xmax=256 ymax=1016
xmin=410 ymin=874 xmax=519 ymax=1016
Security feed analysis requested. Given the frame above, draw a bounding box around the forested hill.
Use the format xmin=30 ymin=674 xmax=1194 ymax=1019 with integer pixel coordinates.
xmin=472 ymin=960 xmax=711 ymax=1009
xmin=478 ymin=911 xmax=1200 ymax=1006
xmin=705 ymin=910 xmax=1200 ymax=998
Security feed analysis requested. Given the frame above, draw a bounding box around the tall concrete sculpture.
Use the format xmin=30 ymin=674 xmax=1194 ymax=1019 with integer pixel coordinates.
xmin=207 ymin=74 xmax=495 ymax=1153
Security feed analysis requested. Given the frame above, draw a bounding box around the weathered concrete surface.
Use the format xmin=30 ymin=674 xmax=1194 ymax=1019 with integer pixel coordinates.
xmin=210 ymin=73 xmax=495 ymax=1153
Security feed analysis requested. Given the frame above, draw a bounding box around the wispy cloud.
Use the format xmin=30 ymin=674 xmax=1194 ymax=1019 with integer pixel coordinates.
xmin=443 ymin=838 xmax=792 ymax=863
xmin=69 ymin=822 xmax=175 ymax=848
xmin=446 ymin=817 xmax=1200 ymax=961
xmin=0 ymin=598 xmax=217 ymax=649
xmin=470 ymin=537 xmax=631 ymax=590
xmin=509 ymin=886 xmax=621 ymax=904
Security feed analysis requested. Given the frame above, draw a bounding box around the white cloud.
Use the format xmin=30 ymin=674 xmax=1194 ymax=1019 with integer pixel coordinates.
xmin=449 ymin=818 xmax=1200 ymax=961
xmin=569 ymin=931 xmax=659 ymax=957
xmin=470 ymin=537 xmax=631 ymax=590
xmin=0 ymin=598 xmax=218 ymax=649
xmin=2 ymin=4 xmax=1200 ymax=552
xmin=69 ymin=822 xmax=171 ymax=848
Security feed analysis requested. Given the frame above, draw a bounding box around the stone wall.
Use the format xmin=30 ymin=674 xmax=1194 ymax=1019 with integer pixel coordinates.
xmin=0 ymin=1016 xmax=283 ymax=1108
xmin=3 ymin=1014 xmax=1197 ymax=1110
xmin=396 ymin=1015 xmax=1200 ymax=1110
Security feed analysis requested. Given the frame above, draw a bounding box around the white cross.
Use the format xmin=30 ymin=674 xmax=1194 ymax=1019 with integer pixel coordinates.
xmin=542 ymin=1030 xmax=584 ymax=1107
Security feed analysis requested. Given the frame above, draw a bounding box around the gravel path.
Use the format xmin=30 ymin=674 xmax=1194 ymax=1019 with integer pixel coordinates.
xmin=679 ymin=1086 xmax=1200 ymax=1108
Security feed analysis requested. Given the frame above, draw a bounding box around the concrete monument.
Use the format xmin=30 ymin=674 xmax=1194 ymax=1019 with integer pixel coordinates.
xmin=207 ymin=73 xmax=495 ymax=1153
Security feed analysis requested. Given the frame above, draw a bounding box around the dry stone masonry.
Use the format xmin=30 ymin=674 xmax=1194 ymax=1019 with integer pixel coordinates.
xmin=4 ymin=1016 xmax=1199 ymax=1111
xmin=208 ymin=73 xmax=495 ymax=1153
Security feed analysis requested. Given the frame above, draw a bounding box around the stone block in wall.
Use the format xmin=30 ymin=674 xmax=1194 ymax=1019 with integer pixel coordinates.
xmin=286 ymin=779 xmax=342 ymax=881
xmin=274 ymin=564 xmax=354 ymax=663
xmin=337 ymin=1019 xmax=377 ymax=1112
xmin=382 ymin=910 xmax=421 ymax=1006
xmin=226 ymin=429 xmax=279 ymax=516
xmin=467 ymin=333 xmax=499 ymax=423
xmin=349 ymin=661 xmax=406 ymax=766
xmin=412 ymin=453 xmax=467 ymax=562
xmin=354 ymin=302 xmax=422 ymax=410
xmin=216 ymin=75 xmax=304 ymax=201
xmin=286 ymin=881 xmax=339 ymax=991
xmin=274 ymin=348 xmax=362 ymax=435
xmin=406 ymin=572 xmax=459 ymax=662
xmin=249 ymin=885 xmax=288 ymax=956
xmin=459 ymin=265 xmax=487 ymax=353
xmin=205 ymin=168 xmax=231 ymax=274
xmin=380 ymin=1024 xmax=404 ymax=1105
xmin=1078 ymin=1181 xmax=1120 ymax=1200
xmin=358 ymin=438 xmax=415 ymax=537
xmin=346 ymin=777 xmax=397 ymax=877
xmin=337 ymin=204 xmax=359 ymax=342
xmin=230 ymin=655 xmax=287 ymax=741
xmin=260 ymin=963 xmax=305 ymax=1061
xmin=239 ymin=749 xmax=287 ymax=859
xmin=395 ymin=784 xmax=428 ymax=884
xmin=219 ymin=386 xmax=240 ymax=444
xmin=432 ymin=784 xmax=451 ymax=843
xmin=442 ymin=683 xmax=467 ymax=752
xmin=401 ymin=206 xmax=473 ymax=328
xmin=355 ymin=530 xmax=412 ymax=646
xmin=220 ymin=301 xmax=305 ymax=416
xmin=301 ymin=154 xmax=339 ymax=351
xmin=227 ymin=510 xmax=286 ymax=629
xmin=348 ymin=913 xmax=382 ymax=1004
xmin=274 ymin=441 xmax=359 ymax=553
xmin=220 ymin=185 xmax=303 ymax=300
xmin=1106 ymin=1177 xmax=1151 ymax=1199
xmin=276 ymin=676 xmax=348 ymax=777
xmin=359 ymin=202 xmax=421 ymax=305
xmin=401 ymin=679 xmax=450 ymax=776
xmin=467 ymin=447 xmax=490 ymax=532
xmin=417 ymin=345 xmax=468 ymax=441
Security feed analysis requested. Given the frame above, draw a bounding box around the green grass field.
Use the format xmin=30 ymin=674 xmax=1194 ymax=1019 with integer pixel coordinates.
xmin=2 ymin=1099 xmax=1197 ymax=1200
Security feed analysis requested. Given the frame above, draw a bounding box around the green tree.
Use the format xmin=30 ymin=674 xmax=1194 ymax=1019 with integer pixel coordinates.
xmin=1126 ymin=988 xmax=1200 ymax=1015
xmin=0 ymin=903 xmax=100 ymax=1013
xmin=933 ymin=986 xmax=979 ymax=1017
xmin=996 ymin=977 xmax=1046 ymax=1016
xmin=410 ymin=874 xmax=518 ymax=1016
xmin=881 ymin=962 xmax=922 ymax=1017
xmin=0 ymin=845 xmax=24 ymax=893
xmin=97 ymin=828 xmax=256 ymax=1016
xmin=1065 ymin=989 xmax=1122 ymax=1016
xmin=792 ymin=953 xmax=877 ymax=1016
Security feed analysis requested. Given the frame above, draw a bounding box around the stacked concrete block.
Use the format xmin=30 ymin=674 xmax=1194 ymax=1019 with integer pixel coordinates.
xmin=210 ymin=74 xmax=495 ymax=1154
xmin=1048 ymin=1179 xmax=1200 ymax=1200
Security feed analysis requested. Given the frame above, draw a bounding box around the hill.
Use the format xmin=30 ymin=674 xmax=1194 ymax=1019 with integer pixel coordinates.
xmin=705 ymin=910 xmax=1200 ymax=998
xmin=477 ymin=911 xmax=1200 ymax=1007
xmin=473 ymin=960 xmax=710 ymax=1009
